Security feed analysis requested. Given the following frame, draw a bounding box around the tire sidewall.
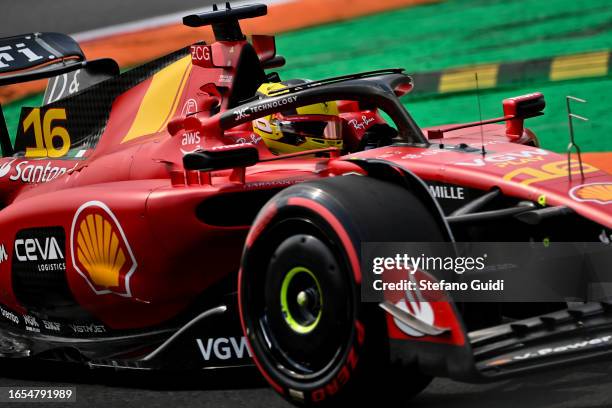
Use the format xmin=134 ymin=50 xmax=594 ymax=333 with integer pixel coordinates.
xmin=240 ymin=176 xmax=445 ymax=405
xmin=240 ymin=203 xmax=369 ymax=405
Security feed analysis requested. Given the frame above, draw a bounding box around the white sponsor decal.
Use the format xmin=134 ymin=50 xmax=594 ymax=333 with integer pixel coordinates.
xmin=428 ymin=185 xmax=465 ymax=200
xmin=196 ymin=336 xmax=252 ymax=361
xmin=218 ymin=74 xmax=233 ymax=84
xmin=233 ymin=96 xmax=300 ymax=121
xmin=46 ymin=70 xmax=82 ymax=103
xmin=2 ymin=160 xmax=76 ymax=184
xmin=250 ymin=96 xmax=298 ymax=113
xmin=24 ymin=315 xmax=40 ymax=332
xmin=454 ymin=148 xmax=549 ymax=167
xmin=182 ymin=98 xmax=198 ymax=116
xmin=190 ymin=45 xmax=211 ymax=62
xmin=348 ymin=115 xmax=374 ymax=130
xmin=180 ymin=146 xmax=201 ymax=155
xmin=43 ymin=320 xmax=61 ymax=332
xmin=0 ymin=306 xmax=19 ymax=325
xmin=15 ymin=237 xmax=63 ymax=262
xmin=181 ymin=131 xmax=201 ymax=146
xmin=234 ymin=107 xmax=250 ymax=120
xmin=236 ymin=135 xmax=262 ymax=145
xmin=69 ymin=323 xmax=106 ymax=333
xmin=24 ymin=315 xmax=38 ymax=327
xmin=512 ymin=335 xmax=612 ymax=361
xmin=0 ymin=244 xmax=7 ymax=264
xmin=244 ymin=179 xmax=304 ymax=190
xmin=0 ymin=42 xmax=44 ymax=69
xmin=0 ymin=159 xmax=16 ymax=177
xmin=180 ymin=131 xmax=203 ymax=155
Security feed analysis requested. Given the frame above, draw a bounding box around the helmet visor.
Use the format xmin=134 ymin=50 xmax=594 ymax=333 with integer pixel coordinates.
xmin=276 ymin=114 xmax=342 ymax=141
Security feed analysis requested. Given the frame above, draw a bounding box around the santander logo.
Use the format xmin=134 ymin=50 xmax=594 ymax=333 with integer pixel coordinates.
xmin=0 ymin=159 xmax=15 ymax=178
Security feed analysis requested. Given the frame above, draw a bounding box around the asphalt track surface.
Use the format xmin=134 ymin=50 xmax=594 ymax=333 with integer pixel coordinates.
xmin=1 ymin=1 xmax=611 ymax=407
xmin=1 ymin=358 xmax=611 ymax=407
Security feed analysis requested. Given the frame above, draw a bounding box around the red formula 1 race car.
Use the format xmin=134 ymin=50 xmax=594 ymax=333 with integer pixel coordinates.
xmin=0 ymin=3 xmax=611 ymax=407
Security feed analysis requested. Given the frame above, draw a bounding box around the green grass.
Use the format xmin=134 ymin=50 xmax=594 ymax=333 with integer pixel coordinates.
xmin=3 ymin=0 xmax=612 ymax=153
xmin=276 ymin=0 xmax=612 ymax=77
xmin=406 ymin=76 xmax=612 ymax=152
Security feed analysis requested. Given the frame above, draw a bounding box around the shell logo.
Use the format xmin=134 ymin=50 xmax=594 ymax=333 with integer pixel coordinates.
xmin=70 ymin=201 xmax=137 ymax=297
xmin=570 ymin=182 xmax=612 ymax=205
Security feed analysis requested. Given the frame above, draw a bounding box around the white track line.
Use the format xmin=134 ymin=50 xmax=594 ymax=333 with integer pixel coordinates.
xmin=71 ymin=0 xmax=293 ymax=42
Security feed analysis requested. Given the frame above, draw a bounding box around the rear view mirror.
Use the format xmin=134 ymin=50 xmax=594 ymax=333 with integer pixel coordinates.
xmin=503 ymin=93 xmax=545 ymax=118
xmin=503 ymin=92 xmax=545 ymax=140
xmin=183 ymin=143 xmax=259 ymax=171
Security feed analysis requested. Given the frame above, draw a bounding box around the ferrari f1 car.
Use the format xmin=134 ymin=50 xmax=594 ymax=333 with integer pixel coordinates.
xmin=0 ymin=3 xmax=611 ymax=407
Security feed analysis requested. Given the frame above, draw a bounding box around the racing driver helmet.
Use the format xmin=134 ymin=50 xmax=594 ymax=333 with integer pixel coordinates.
xmin=252 ymin=82 xmax=343 ymax=155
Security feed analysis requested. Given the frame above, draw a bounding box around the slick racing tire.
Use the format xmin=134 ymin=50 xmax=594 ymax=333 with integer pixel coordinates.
xmin=239 ymin=175 xmax=446 ymax=406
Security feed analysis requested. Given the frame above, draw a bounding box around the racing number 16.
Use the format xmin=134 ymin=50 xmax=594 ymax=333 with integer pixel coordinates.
xmin=24 ymin=108 xmax=71 ymax=158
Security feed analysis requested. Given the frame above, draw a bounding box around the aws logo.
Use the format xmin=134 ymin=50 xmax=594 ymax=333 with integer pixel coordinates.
xmin=70 ymin=201 xmax=137 ymax=297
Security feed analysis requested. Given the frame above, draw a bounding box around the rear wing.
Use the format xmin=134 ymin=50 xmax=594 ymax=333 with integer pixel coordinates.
xmin=0 ymin=32 xmax=119 ymax=157
xmin=0 ymin=32 xmax=84 ymax=78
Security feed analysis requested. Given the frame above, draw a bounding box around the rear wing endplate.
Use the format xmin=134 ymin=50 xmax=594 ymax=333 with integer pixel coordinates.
xmin=0 ymin=32 xmax=119 ymax=157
